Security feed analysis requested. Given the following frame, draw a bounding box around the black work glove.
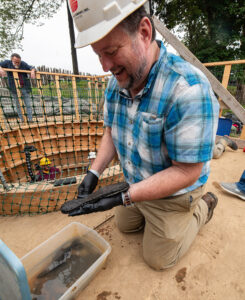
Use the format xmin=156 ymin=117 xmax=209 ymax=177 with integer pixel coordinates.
xmin=69 ymin=192 xmax=123 ymax=216
xmin=61 ymin=182 xmax=129 ymax=216
xmin=77 ymin=171 xmax=98 ymax=199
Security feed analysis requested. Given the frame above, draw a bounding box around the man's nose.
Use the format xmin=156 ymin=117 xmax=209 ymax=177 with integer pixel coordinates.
xmin=100 ymin=56 xmax=113 ymax=72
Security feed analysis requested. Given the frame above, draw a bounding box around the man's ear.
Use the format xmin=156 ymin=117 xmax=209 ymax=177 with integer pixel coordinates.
xmin=138 ymin=17 xmax=152 ymax=47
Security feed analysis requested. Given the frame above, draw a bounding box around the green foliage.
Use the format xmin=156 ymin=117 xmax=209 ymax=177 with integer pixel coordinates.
xmin=152 ymin=0 xmax=245 ymax=62
xmin=0 ymin=0 xmax=64 ymax=59
xmin=227 ymin=86 xmax=237 ymax=97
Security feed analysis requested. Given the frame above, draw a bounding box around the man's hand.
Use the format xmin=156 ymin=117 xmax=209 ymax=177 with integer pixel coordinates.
xmin=68 ymin=193 xmax=123 ymax=216
xmin=77 ymin=171 xmax=98 ymax=199
xmin=0 ymin=67 xmax=6 ymax=78
xmin=30 ymin=69 xmax=36 ymax=79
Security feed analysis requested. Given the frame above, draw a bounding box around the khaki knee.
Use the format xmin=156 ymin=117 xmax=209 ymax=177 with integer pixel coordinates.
xmin=115 ymin=206 xmax=144 ymax=233
xmin=143 ymin=247 xmax=178 ymax=271
xmin=115 ymin=217 xmax=144 ymax=233
xmin=115 ymin=217 xmax=131 ymax=233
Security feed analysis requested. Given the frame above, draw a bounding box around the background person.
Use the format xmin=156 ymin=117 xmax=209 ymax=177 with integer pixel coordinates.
xmin=65 ymin=0 xmax=220 ymax=270
xmin=218 ymin=170 xmax=245 ymax=200
xmin=213 ymin=135 xmax=238 ymax=159
xmin=0 ymin=53 xmax=36 ymax=122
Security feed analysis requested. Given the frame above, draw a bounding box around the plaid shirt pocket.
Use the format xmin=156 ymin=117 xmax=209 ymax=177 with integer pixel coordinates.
xmin=134 ymin=112 xmax=165 ymax=172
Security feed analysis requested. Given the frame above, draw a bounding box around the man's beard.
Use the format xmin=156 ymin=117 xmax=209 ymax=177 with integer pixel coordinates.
xmin=119 ymin=58 xmax=147 ymax=91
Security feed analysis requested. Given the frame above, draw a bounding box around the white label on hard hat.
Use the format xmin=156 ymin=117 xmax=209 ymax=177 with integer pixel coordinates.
xmin=73 ymin=7 xmax=90 ymax=19
xmin=103 ymin=2 xmax=122 ymax=21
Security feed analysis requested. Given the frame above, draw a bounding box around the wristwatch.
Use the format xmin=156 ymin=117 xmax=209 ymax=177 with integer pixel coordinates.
xmin=122 ymin=191 xmax=134 ymax=207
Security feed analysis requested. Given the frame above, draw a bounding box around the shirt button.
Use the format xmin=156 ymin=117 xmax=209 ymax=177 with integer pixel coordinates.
xmin=129 ymin=120 xmax=133 ymax=124
xmin=128 ymin=161 xmax=131 ymax=165
xmin=128 ymin=142 xmax=131 ymax=146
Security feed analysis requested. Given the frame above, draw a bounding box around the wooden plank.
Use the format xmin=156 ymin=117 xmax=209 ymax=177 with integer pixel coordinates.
xmin=36 ymin=73 xmax=47 ymax=121
xmin=204 ymin=60 xmax=245 ymax=67
xmin=98 ymin=77 xmax=106 ymax=114
xmin=36 ymin=71 xmax=110 ymax=79
xmin=71 ymin=76 xmax=80 ymax=121
xmin=221 ymin=65 xmax=232 ymax=90
xmin=0 ymin=105 xmax=6 ymax=130
xmin=240 ymin=126 xmax=245 ymax=140
xmin=13 ymin=71 xmax=27 ymax=123
xmin=219 ymin=64 xmax=232 ymax=114
xmin=94 ymin=78 xmax=99 ymax=108
xmin=55 ymin=75 xmax=64 ymax=122
xmin=0 ymin=148 xmax=14 ymax=181
xmin=3 ymin=68 xmax=111 ymax=79
xmin=153 ymin=16 xmax=245 ymax=124
xmin=87 ymin=78 xmax=93 ymax=120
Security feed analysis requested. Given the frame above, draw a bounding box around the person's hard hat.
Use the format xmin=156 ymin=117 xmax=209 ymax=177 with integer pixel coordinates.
xmin=40 ymin=157 xmax=51 ymax=166
xmin=68 ymin=0 xmax=148 ymax=48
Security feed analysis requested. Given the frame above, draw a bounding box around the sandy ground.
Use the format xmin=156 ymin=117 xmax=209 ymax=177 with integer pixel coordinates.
xmin=0 ymin=149 xmax=245 ymax=300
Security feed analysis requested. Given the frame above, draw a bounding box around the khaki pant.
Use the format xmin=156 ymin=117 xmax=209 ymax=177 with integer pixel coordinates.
xmin=115 ymin=185 xmax=208 ymax=270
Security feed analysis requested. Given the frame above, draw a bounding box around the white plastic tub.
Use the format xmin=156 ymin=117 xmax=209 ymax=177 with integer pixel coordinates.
xmin=21 ymin=222 xmax=111 ymax=300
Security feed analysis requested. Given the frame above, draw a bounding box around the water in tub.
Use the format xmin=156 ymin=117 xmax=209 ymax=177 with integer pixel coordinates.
xmin=29 ymin=238 xmax=102 ymax=299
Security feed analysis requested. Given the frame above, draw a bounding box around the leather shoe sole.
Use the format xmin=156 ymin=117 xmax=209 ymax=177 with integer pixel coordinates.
xmin=202 ymin=192 xmax=218 ymax=223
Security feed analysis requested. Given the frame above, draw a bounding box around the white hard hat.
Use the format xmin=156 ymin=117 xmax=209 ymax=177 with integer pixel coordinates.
xmin=68 ymin=0 xmax=148 ymax=48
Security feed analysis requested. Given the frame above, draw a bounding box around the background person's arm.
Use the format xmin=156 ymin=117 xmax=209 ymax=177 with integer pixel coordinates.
xmin=0 ymin=67 xmax=6 ymax=77
xmin=21 ymin=61 xmax=36 ymax=79
xmin=0 ymin=61 xmax=7 ymax=77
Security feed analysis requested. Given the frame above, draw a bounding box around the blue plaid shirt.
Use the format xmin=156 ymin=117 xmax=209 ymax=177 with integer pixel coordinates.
xmin=104 ymin=41 xmax=219 ymax=195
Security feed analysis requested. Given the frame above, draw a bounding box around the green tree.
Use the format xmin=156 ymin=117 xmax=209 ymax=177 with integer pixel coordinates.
xmin=153 ymin=0 xmax=245 ymax=62
xmin=0 ymin=0 xmax=64 ymax=59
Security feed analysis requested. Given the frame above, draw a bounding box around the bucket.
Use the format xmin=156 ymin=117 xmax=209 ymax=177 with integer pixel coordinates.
xmin=216 ymin=117 xmax=232 ymax=136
